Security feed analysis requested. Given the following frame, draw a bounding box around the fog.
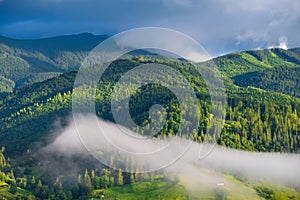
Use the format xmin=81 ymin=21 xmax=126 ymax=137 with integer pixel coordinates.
xmin=44 ymin=114 xmax=300 ymax=196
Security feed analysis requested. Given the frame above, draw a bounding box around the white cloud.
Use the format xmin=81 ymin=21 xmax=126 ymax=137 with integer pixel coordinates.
xmin=268 ymin=36 xmax=288 ymax=50
xmin=278 ymin=36 xmax=288 ymax=50
xmin=1 ymin=0 xmax=299 ymax=55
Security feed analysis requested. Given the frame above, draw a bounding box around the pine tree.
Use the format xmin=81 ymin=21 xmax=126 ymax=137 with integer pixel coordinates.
xmin=35 ymin=180 xmax=42 ymax=194
xmin=130 ymin=170 xmax=135 ymax=184
xmin=9 ymin=181 xmax=17 ymax=194
xmin=109 ymin=177 xmax=115 ymax=187
xmin=0 ymin=147 xmax=6 ymax=169
xmin=53 ymin=177 xmax=63 ymax=191
xmin=77 ymin=174 xmax=82 ymax=184
xmin=9 ymin=169 xmax=15 ymax=182
xmin=91 ymin=169 xmax=95 ymax=186
xmin=83 ymin=169 xmax=92 ymax=195
xmin=117 ymin=169 xmax=124 ymax=186
xmin=94 ymin=176 xmax=101 ymax=189
xmin=100 ymin=169 xmax=110 ymax=188
xmin=84 ymin=169 xmax=92 ymax=188
xmin=30 ymin=176 xmax=36 ymax=189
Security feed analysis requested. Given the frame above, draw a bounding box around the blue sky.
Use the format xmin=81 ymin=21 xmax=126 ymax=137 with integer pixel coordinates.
xmin=0 ymin=0 xmax=299 ymax=56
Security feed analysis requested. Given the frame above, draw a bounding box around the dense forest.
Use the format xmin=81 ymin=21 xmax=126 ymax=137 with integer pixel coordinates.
xmin=0 ymin=33 xmax=107 ymax=92
xmin=233 ymin=66 xmax=300 ymax=98
xmin=0 ymin=35 xmax=300 ymax=199
xmin=1 ymin=146 xmax=187 ymax=199
xmin=0 ymin=57 xmax=299 ymax=155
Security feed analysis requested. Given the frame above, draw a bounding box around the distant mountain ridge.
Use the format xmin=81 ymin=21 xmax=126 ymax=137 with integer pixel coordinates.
xmin=212 ymin=47 xmax=300 ymax=98
xmin=0 ymin=33 xmax=108 ymax=52
xmin=0 ymin=34 xmax=300 ymax=162
xmin=0 ymin=33 xmax=108 ymax=91
xmin=1 ymin=33 xmax=300 ymax=98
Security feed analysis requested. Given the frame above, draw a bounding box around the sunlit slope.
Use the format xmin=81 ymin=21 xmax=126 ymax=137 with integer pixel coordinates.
xmin=1 ymin=33 xmax=300 ymax=92
xmin=0 ymin=58 xmax=299 ymax=155
xmin=214 ymin=48 xmax=300 ymax=77
xmin=233 ymin=66 xmax=300 ymax=98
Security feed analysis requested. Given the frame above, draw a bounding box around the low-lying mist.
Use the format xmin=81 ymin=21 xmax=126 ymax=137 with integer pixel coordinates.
xmin=43 ymin=114 xmax=300 ymax=197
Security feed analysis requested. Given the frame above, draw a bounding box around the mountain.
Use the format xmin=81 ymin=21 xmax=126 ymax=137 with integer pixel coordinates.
xmin=0 ymin=57 xmax=299 ymax=155
xmin=233 ymin=66 xmax=300 ymax=98
xmin=0 ymin=33 xmax=108 ymax=52
xmin=0 ymin=56 xmax=299 ymax=198
xmin=214 ymin=47 xmax=300 ymax=98
xmin=214 ymin=47 xmax=300 ymax=77
xmin=0 ymin=33 xmax=299 ymax=155
xmin=0 ymin=33 xmax=108 ymax=92
xmin=0 ymin=35 xmax=300 ymax=199
xmin=1 ymin=33 xmax=300 ymax=93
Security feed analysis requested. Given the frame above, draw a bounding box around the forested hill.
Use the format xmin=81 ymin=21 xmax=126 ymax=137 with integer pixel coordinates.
xmin=233 ymin=66 xmax=300 ymax=98
xmin=0 ymin=33 xmax=108 ymax=52
xmin=0 ymin=57 xmax=300 ymax=156
xmin=0 ymin=33 xmax=108 ymax=91
xmin=214 ymin=47 xmax=300 ymax=77
xmin=0 ymin=34 xmax=300 ymax=156
xmin=1 ymin=33 xmax=300 ymax=94
xmin=0 ymin=36 xmax=300 ymax=198
xmin=213 ymin=47 xmax=300 ymax=98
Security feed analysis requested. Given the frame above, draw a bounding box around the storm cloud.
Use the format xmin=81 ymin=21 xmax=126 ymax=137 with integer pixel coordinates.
xmin=0 ymin=0 xmax=300 ymax=56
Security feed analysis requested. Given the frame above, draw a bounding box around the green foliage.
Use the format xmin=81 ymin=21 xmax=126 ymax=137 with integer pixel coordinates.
xmin=0 ymin=34 xmax=107 ymax=90
xmin=0 ymin=75 xmax=14 ymax=92
xmin=253 ymin=183 xmax=300 ymax=200
xmin=214 ymin=48 xmax=300 ymax=77
xmin=117 ymin=169 xmax=124 ymax=186
xmin=0 ymin=56 xmax=300 ymax=155
xmin=1 ymin=37 xmax=300 ymax=198
xmin=99 ymin=178 xmax=189 ymax=200
xmin=233 ymin=66 xmax=300 ymax=98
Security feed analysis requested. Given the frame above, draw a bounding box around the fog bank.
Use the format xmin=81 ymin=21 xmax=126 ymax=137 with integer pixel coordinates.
xmin=44 ymin=115 xmax=300 ymax=196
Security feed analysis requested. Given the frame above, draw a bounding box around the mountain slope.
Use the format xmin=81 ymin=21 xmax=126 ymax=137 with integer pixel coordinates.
xmin=0 ymin=57 xmax=299 ymax=155
xmin=214 ymin=48 xmax=300 ymax=77
xmin=1 ymin=33 xmax=300 ymax=93
xmin=0 ymin=35 xmax=300 ymax=199
xmin=0 ymin=33 xmax=108 ymax=53
xmin=0 ymin=33 xmax=107 ymax=91
xmin=233 ymin=66 xmax=300 ymax=98
xmin=0 ymin=34 xmax=300 ymax=155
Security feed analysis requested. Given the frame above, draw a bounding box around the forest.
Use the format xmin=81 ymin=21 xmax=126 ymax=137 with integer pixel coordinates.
xmin=0 ymin=35 xmax=300 ymax=199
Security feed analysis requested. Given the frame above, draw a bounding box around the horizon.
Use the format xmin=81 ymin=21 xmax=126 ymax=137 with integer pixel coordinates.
xmin=0 ymin=31 xmax=298 ymax=58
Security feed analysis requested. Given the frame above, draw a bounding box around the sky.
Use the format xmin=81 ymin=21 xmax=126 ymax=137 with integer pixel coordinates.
xmin=0 ymin=0 xmax=300 ymax=56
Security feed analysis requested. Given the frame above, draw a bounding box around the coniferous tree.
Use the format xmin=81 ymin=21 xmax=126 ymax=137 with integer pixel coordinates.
xmin=117 ymin=169 xmax=124 ymax=186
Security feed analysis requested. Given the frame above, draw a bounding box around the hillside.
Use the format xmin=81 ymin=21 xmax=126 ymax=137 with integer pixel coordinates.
xmin=214 ymin=48 xmax=300 ymax=77
xmin=1 ymin=33 xmax=300 ymax=94
xmin=0 ymin=57 xmax=299 ymax=155
xmin=0 ymin=35 xmax=300 ymax=199
xmin=0 ymin=59 xmax=299 ymax=199
xmin=0 ymin=33 xmax=107 ymax=91
xmin=0 ymin=35 xmax=299 ymax=154
xmin=233 ymin=66 xmax=300 ymax=98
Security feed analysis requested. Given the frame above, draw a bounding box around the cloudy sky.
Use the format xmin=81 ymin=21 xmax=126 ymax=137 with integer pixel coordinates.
xmin=0 ymin=0 xmax=299 ymax=56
